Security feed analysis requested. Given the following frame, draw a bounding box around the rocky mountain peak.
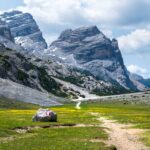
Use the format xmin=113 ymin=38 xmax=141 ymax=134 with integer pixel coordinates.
xmin=51 ymin=25 xmax=119 ymax=63
xmin=58 ymin=25 xmax=101 ymax=42
xmin=49 ymin=25 xmax=137 ymax=90
xmin=0 ymin=10 xmax=47 ymax=52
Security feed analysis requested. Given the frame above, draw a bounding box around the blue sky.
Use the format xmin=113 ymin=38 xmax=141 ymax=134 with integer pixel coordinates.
xmin=0 ymin=0 xmax=23 ymax=10
xmin=0 ymin=0 xmax=150 ymax=78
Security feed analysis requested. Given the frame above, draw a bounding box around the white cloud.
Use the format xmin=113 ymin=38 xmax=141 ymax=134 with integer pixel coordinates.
xmin=18 ymin=0 xmax=90 ymax=25
xmin=17 ymin=0 xmax=150 ymax=27
xmin=127 ymin=64 xmax=149 ymax=77
xmin=118 ymin=29 xmax=150 ymax=54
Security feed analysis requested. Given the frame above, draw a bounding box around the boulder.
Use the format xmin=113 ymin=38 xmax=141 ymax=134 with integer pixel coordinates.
xmin=32 ymin=108 xmax=57 ymax=122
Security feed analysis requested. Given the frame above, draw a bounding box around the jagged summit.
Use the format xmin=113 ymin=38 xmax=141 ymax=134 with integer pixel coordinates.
xmin=51 ymin=25 xmax=120 ymax=63
xmin=58 ymin=25 xmax=101 ymax=42
xmin=0 ymin=10 xmax=47 ymax=52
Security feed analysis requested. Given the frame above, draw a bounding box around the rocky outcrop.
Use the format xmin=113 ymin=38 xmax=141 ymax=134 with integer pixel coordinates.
xmin=49 ymin=26 xmax=136 ymax=90
xmin=0 ymin=11 xmax=47 ymax=52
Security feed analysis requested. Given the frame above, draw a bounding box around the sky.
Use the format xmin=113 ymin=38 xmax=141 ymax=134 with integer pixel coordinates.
xmin=0 ymin=0 xmax=150 ymax=78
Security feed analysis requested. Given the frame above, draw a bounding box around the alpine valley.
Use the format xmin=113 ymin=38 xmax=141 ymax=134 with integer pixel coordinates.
xmin=0 ymin=10 xmax=150 ymax=105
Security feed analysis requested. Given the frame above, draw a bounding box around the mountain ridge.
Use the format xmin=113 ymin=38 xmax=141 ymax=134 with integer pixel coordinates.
xmin=0 ymin=10 xmax=150 ymax=105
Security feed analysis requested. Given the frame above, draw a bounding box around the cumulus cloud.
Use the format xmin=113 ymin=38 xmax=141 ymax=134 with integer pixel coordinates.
xmin=118 ymin=29 xmax=150 ymax=54
xmin=18 ymin=0 xmax=91 ymax=25
xmin=127 ymin=65 xmax=149 ymax=77
xmin=17 ymin=0 xmax=150 ymax=27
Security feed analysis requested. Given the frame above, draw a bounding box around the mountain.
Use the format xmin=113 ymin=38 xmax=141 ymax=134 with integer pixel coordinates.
xmin=0 ymin=25 xmax=64 ymax=106
xmin=0 ymin=10 xmax=47 ymax=53
xmin=47 ymin=26 xmax=136 ymax=90
xmin=0 ymin=40 xmax=116 ymax=100
xmin=1 ymin=10 xmax=150 ymax=105
xmin=0 ymin=13 xmax=130 ymax=101
xmin=141 ymin=79 xmax=150 ymax=88
xmin=129 ymin=73 xmax=150 ymax=91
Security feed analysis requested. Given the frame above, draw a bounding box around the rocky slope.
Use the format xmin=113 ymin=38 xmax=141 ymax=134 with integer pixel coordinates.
xmin=0 ymin=40 xmax=105 ymax=100
xmin=0 ymin=10 xmax=47 ymax=53
xmin=0 ymin=44 xmax=60 ymax=95
xmin=0 ymin=42 xmax=114 ymax=100
xmin=48 ymin=26 xmax=136 ymax=90
xmin=0 ymin=78 xmax=62 ymax=106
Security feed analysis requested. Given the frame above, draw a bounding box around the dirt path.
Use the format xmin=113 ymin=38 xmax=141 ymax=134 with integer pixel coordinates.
xmin=91 ymin=113 xmax=149 ymax=150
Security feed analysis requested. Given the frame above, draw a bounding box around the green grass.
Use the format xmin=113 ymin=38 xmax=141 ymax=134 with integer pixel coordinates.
xmin=0 ymin=99 xmax=150 ymax=149
xmin=0 ymin=127 xmax=108 ymax=150
xmin=0 ymin=100 xmax=109 ymax=150
xmin=0 ymin=98 xmax=39 ymax=110
xmin=82 ymin=102 xmax=150 ymax=128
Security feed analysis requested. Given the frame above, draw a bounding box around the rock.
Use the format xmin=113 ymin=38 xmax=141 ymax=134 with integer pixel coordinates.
xmin=32 ymin=109 xmax=57 ymax=122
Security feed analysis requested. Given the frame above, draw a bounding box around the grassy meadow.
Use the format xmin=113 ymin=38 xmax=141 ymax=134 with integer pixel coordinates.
xmin=0 ymin=98 xmax=150 ymax=150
